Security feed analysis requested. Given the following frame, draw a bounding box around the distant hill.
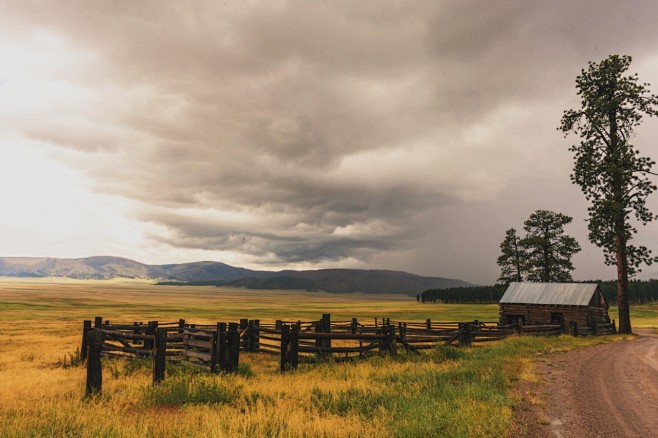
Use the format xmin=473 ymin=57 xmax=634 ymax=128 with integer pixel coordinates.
xmin=0 ymin=256 xmax=472 ymax=295
xmin=0 ymin=256 xmax=157 ymax=279
xmin=0 ymin=256 xmax=260 ymax=281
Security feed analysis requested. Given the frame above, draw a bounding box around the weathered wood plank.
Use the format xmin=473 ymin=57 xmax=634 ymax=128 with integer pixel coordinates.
xmin=297 ymin=332 xmax=386 ymax=340
xmin=184 ymin=338 xmax=213 ymax=349
xmin=97 ymin=329 xmax=154 ymax=342
xmin=184 ymin=349 xmax=213 ymax=361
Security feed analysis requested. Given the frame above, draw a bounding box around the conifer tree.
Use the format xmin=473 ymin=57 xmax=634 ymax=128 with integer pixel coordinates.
xmin=520 ymin=210 xmax=581 ymax=282
xmin=496 ymin=228 xmax=526 ymax=283
xmin=560 ymin=55 xmax=658 ymax=333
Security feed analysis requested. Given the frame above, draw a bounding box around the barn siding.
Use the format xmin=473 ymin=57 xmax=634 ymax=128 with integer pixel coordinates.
xmin=499 ymin=303 xmax=591 ymax=327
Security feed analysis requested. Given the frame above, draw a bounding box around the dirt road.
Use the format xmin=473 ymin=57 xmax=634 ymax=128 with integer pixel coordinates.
xmin=519 ymin=330 xmax=658 ymax=437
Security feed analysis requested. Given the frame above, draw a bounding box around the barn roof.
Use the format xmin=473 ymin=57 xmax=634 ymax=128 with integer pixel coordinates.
xmin=499 ymin=282 xmax=599 ymax=306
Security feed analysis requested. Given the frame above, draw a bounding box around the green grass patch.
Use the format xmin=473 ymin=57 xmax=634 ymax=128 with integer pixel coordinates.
xmin=141 ymin=375 xmax=240 ymax=407
xmin=308 ymin=334 xmax=632 ymax=437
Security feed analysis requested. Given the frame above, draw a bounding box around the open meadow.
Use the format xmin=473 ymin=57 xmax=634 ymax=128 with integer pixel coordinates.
xmin=1 ymin=279 xmax=655 ymax=437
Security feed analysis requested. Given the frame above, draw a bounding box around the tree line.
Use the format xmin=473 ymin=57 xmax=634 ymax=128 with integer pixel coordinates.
xmin=419 ymin=279 xmax=658 ymax=305
xmin=418 ymin=285 xmax=506 ymax=304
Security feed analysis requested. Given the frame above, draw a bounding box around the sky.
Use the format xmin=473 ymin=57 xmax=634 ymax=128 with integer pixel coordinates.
xmin=2 ymin=1 xmax=658 ymax=284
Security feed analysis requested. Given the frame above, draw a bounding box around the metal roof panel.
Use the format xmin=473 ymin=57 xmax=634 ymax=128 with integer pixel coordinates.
xmin=499 ymin=282 xmax=598 ymax=306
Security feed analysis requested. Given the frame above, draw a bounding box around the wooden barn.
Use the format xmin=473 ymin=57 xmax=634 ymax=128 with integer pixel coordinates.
xmin=499 ymin=282 xmax=613 ymax=333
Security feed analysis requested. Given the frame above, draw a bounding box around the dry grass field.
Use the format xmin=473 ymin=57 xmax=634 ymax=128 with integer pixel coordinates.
xmin=0 ymin=278 xmax=651 ymax=437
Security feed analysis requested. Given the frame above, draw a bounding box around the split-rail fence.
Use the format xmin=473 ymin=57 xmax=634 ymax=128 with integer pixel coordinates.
xmin=81 ymin=313 xmax=609 ymax=395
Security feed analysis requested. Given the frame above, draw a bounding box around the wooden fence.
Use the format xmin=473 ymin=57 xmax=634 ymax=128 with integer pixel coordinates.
xmin=80 ymin=313 xmax=599 ymax=395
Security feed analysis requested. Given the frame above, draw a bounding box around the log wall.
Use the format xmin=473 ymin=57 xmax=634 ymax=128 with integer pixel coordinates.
xmin=499 ymin=303 xmax=611 ymax=329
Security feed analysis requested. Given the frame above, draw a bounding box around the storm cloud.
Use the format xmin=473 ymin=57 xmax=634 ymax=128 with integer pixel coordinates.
xmin=2 ymin=1 xmax=658 ymax=282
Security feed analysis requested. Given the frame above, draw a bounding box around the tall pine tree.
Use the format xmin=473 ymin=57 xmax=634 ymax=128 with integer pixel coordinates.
xmin=560 ymin=55 xmax=658 ymax=334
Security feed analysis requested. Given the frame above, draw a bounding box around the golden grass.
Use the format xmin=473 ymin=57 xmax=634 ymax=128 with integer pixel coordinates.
xmin=0 ymin=278 xmax=649 ymax=437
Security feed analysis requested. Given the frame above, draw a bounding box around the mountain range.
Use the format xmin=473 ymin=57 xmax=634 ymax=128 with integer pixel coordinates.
xmin=0 ymin=256 xmax=472 ymax=295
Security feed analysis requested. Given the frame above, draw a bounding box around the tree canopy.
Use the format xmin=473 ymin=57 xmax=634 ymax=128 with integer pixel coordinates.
xmin=522 ymin=210 xmax=581 ymax=282
xmin=496 ymin=210 xmax=580 ymax=283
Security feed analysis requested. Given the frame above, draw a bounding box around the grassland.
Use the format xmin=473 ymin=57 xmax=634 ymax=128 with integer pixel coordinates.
xmin=0 ymin=279 xmax=654 ymax=437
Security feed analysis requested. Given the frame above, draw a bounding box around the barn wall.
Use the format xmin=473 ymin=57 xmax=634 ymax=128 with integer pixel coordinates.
xmin=499 ymin=303 xmax=595 ymax=327
xmin=588 ymin=307 xmax=611 ymax=325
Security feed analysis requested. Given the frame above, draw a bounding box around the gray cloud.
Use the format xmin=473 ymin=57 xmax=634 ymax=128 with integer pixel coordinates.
xmin=4 ymin=0 xmax=658 ymax=282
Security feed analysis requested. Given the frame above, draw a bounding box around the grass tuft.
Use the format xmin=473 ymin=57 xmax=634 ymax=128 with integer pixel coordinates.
xmin=141 ymin=375 xmax=240 ymax=407
xmin=57 ymin=348 xmax=82 ymax=369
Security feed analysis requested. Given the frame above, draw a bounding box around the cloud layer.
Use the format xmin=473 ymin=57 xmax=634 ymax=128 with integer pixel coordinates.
xmin=3 ymin=1 xmax=658 ymax=282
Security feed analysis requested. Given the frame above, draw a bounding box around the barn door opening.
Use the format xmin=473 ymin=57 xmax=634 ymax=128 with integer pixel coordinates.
xmin=506 ymin=315 xmax=525 ymax=325
xmin=550 ymin=312 xmax=564 ymax=326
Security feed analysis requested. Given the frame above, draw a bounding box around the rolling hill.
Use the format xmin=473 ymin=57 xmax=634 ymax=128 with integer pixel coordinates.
xmin=0 ymin=256 xmax=472 ymax=295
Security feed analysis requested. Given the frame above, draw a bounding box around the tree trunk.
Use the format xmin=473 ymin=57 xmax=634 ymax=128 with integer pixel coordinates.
xmin=513 ymin=237 xmax=522 ymax=282
xmin=615 ymin=233 xmax=632 ymax=333
xmin=543 ymin=226 xmax=550 ymax=282
xmin=610 ymin=109 xmax=632 ymax=334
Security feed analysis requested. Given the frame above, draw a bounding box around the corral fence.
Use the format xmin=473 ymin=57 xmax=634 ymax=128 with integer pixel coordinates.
xmin=80 ymin=314 xmax=597 ymax=395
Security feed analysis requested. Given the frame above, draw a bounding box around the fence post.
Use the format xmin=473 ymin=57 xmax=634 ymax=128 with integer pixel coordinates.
xmin=460 ymin=323 xmax=472 ymax=347
xmin=210 ymin=325 xmax=220 ymax=373
xmin=314 ymin=321 xmax=322 ymax=351
xmin=178 ymin=319 xmax=186 ymax=334
xmin=351 ymin=318 xmax=358 ymax=334
xmin=253 ymin=319 xmax=260 ymax=352
xmin=239 ymin=319 xmax=248 ymax=351
xmin=153 ymin=328 xmax=167 ymax=384
xmin=387 ymin=325 xmax=397 ymax=355
xmin=426 ymin=318 xmax=431 ymax=331
xmin=144 ymin=321 xmax=157 ymax=351
xmin=280 ymin=324 xmax=290 ymax=372
xmin=80 ymin=320 xmax=92 ymax=362
xmin=246 ymin=320 xmax=254 ymax=352
xmin=217 ymin=322 xmax=228 ymax=371
xmin=94 ymin=316 xmax=102 ymax=328
xmin=275 ymin=320 xmax=282 ymax=330
xmin=85 ymin=330 xmax=103 ymax=396
xmin=132 ymin=322 xmax=142 ymax=346
xmin=228 ymin=322 xmax=240 ymax=372
xmin=322 ymin=314 xmax=331 ymax=349
xmin=290 ymin=324 xmax=299 ymax=370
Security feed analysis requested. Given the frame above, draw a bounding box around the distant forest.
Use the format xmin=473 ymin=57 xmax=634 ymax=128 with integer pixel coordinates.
xmin=420 ymin=279 xmax=658 ymax=304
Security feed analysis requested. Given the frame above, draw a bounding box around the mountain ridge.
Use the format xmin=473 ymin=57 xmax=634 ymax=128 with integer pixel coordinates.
xmin=0 ymin=256 xmax=472 ymax=295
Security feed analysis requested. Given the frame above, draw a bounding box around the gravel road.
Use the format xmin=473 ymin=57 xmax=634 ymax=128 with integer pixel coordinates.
xmin=521 ymin=330 xmax=658 ymax=438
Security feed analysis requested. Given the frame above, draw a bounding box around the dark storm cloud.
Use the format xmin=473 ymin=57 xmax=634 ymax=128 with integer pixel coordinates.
xmin=5 ymin=0 xmax=658 ymax=279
